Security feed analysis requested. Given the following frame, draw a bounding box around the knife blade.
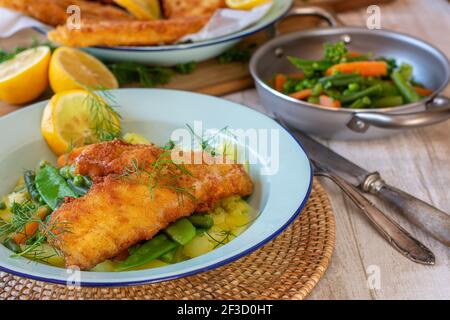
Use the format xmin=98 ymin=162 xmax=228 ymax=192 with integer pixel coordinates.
xmin=276 ymin=117 xmax=450 ymax=247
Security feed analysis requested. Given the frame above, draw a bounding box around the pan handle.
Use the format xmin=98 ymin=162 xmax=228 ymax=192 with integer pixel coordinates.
xmin=347 ymin=95 xmax=450 ymax=132
xmin=275 ymin=6 xmax=342 ymax=35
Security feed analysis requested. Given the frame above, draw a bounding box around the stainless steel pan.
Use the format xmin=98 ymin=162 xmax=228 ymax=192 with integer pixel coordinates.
xmin=250 ymin=7 xmax=450 ymax=140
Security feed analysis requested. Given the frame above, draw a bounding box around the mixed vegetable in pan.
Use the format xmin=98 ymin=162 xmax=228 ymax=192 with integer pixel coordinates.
xmin=273 ymin=41 xmax=433 ymax=109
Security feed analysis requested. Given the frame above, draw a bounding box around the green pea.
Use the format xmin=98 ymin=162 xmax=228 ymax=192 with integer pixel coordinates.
xmin=73 ymin=175 xmax=85 ymax=187
xmin=59 ymin=166 xmax=71 ymax=179
xmin=39 ymin=160 xmax=50 ymax=169
xmin=348 ymin=83 xmax=360 ymax=92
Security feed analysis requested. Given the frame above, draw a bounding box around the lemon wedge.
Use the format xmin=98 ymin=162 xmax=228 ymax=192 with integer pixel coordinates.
xmin=41 ymin=90 xmax=121 ymax=155
xmin=49 ymin=47 xmax=118 ymax=93
xmin=0 ymin=46 xmax=50 ymax=105
xmin=113 ymin=0 xmax=161 ymax=20
xmin=226 ymin=0 xmax=271 ymax=10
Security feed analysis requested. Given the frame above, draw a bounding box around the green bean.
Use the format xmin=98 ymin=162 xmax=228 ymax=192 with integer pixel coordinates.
xmin=391 ymin=69 xmax=421 ymax=103
xmin=24 ymin=171 xmax=42 ymax=203
xmin=318 ymin=73 xmax=362 ymax=87
xmin=35 ymin=165 xmax=78 ymax=210
xmin=188 ymin=214 xmax=214 ymax=229
xmin=117 ymin=234 xmax=178 ymax=271
xmin=341 ymin=84 xmax=382 ymax=104
xmin=82 ymin=176 xmax=93 ymax=188
xmin=288 ymin=56 xmax=332 ymax=71
xmin=0 ymin=201 xmax=6 ymax=210
xmin=164 ymin=218 xmax=196 ymax=245
xmin=349 ymin=96 xmax=372 ymax=109
xmin=67 ymin=179 xmax=89 ymax=197
xmin=3 ymin=238 xmax=20 ymax=253
xmin=372 ymin=96 xmax=403 ymax=108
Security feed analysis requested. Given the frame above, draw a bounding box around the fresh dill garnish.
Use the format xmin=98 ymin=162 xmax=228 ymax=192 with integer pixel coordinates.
xmin=162 ymin=139 xmax=176 ymax=150
xmin=119 ymin=152 xmax=195 ymax=205
xmin=186 ymin=124 xmax=235 ymax=157
xmin=82 ymin=86 xmax=122 ymax=142
xmin=0 ymin=201 xmax=67 ymax=263
xmin=218 ymin=43 xmax=257 ymax=64
xmin=107 ymin=61 xmax=197 ymax=88
xmin=206 ymin=229 xmax=237 ymax=249
xmin=0 ymin=37 xmax=56 ymax=64
xmin=174 ymin=61 xmax=197 ymax=74
xmin=107 ymin=62 xmax=174 ymax=87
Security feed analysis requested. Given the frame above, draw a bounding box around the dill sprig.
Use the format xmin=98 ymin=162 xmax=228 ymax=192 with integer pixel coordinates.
xmin=0 ymin=201 xmax=67 ymax=263
xmin=82 ymin=86 xmax=122 ymax=142
xmin=206 ymin=229 xmax=237 ymax=249
xmin=186 ymin=124 xmax=235 ymax=157
xmin=119 ymin=152 xmax=195 ymax=205
xmin=218 ymin=43 xmax=257 ymax=64
xmin=106 ymin=61 xmax=197 ymax=87
xmin=0 ymin=37 xmax=56 ymax=64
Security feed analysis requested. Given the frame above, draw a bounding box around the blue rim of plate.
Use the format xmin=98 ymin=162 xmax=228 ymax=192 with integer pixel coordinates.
xmin=32 ymin=0 xmax=293 ymax=52
xmin=0 ymin=103 xmax=313 ymax=287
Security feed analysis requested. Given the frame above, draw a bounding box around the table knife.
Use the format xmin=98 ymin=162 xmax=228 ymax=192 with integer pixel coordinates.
xmin=276 ymin=118 xmax=450 ymax=247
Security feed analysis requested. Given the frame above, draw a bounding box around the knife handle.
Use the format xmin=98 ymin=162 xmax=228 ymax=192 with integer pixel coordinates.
xmin=320 ymin=172 xmax=435 ymax=264
xmin=365 ymin=173 xmax=450 ymax=247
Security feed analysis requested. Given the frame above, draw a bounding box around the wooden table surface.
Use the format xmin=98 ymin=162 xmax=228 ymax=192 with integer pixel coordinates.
xmin=0 ymin=0 xmax=449 ymax=299
xmin=225 ymin=0 xmax=450 ymax=300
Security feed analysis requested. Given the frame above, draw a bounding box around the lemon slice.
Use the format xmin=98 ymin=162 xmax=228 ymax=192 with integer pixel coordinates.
xmin=226 ymin=0 xmax=271 ymax=10
xmin=49 ymin=47 xmax=118 ymax=93
xmin=113 ymin=0 xmax=161 ymax=20
xmin=41 ymin=90 xmax=121 ymax=155
xmin=0 ymin=46 xmax=50 ymax=105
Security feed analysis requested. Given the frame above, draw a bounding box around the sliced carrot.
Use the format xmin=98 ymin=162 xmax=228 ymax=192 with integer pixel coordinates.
xmin=414 ymin=86 xmax=433 ymax=96
xmin=347 ymin=51 xmax=362 ymax=58
xmin=12 ymin=207 xmax=49 ymax=245
xmin=274 ymin=74 xmax=287 ymax=92
xmin=57 ymin=146 xmax=88 ymax=167
xmin=289 ymin=89 xmax=312 ymax=100
xmin=326 ymin=61 xmax=388 ymax=77
xmin=319 ymin=95 xmax=341 ymax=108
xmin=286 ymin=72 xmax=304 ymax=79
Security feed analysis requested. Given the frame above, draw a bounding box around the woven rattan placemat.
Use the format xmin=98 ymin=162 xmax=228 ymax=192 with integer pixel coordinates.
xmin=0 ymin=180 xmax=335 ymax=300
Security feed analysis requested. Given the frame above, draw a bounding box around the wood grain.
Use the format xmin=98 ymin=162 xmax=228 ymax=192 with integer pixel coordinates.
xmin=225 ymin=0 xmax=450 ymax=300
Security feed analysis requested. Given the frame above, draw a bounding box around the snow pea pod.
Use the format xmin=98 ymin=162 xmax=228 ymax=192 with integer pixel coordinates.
xmin=35 ymin=165 xmax=77 ymax=210
xmin=188 ymin=214 xmax=214 ymax=229
xmin=117 ymin=234 xmax=178 ymax=271
xmin=165 ymin=218 xmax=196 ymax=245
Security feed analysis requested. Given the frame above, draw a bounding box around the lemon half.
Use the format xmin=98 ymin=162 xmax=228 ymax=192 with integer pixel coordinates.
xmin=226 ymin=0 xmax=271 ymax=10
xmin=41 ymin=90 xmax=121 ymax=155
xmin=113 ymin=0 xmax=161 ymax=20
xmin=0 ymin=46 xmax=50 ymax=105
xmin=49 ymin=47 xmax=118 ymax=93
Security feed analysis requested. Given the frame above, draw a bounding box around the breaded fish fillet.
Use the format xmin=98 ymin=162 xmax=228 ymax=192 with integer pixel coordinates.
xmin=47 ymin=15 xmax=209 ymax=47
xmin=0 ymin=0 xmax=132 ymax=26
xmin=162 ymin=0 xmax=225 ymax=19
xmin=48 ymin=141 xmax=253 ymax=270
